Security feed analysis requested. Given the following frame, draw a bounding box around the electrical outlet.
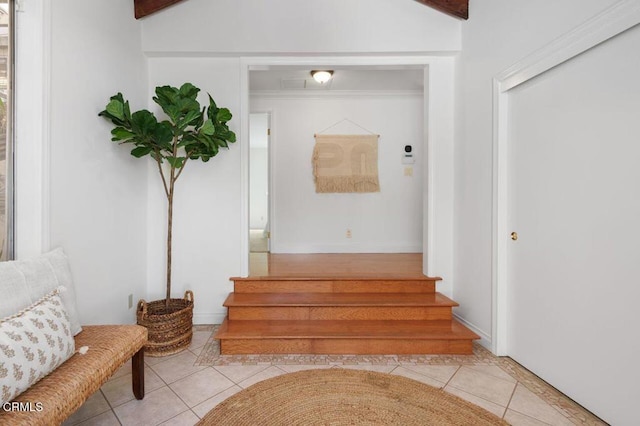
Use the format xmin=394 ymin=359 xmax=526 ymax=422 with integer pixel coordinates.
xmin=128 ymin=294 xmax=133 ymax=309
xmin=346 ymin=229 xmax=352 ymax=238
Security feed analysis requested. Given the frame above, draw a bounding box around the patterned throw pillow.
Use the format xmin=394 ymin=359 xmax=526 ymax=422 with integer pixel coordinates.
xmin=0 ymin=287 xmax=75 ymax=404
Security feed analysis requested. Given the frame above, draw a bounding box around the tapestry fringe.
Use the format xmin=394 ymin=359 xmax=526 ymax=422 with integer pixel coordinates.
xmin=314 ymin=176 xmax=380 ymax=193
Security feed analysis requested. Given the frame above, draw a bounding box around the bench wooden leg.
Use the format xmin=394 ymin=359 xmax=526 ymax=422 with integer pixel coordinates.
xmin=132 ymin=348 xmax=145 ymax=400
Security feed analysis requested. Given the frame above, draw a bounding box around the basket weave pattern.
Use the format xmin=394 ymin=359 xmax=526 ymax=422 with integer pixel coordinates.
xmin=0 ymin=325 xmax=147 ymax=426
xmin=137 ymin=290 xmax=194 ymax=357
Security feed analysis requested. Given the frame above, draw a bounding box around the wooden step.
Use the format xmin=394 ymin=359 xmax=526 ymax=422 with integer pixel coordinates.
xmin=223 ymin=292 xmax=457 ymax=321
xmin=231 ymin=277 xmax=439 ymax=294
xmin=215 ymin=318 xmax=479 ymax=355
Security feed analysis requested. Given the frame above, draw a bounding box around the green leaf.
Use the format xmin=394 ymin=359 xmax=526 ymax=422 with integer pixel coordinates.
xmin=179 ymin=83 xmax=200 ymax=99
xmin=214 ymin=138 xmax=229 ymax=149
xmin=216 ymin=108 xmax=232 ymax=122
xmin=111 ymin=127 xmax=136 ymax=141
xmin=206 ymin=95 xmax=219 ymax=120
xmin=154 ymin=86 xmax=179 ymax=106
xmin=131 ymin=146 xmax=153 ymax=158
xmin=166 ymin=156 xmax=186 ymax=169
xmin=201 ymin=119 xmax=215 ymax=136
xmin=177 ymin=109 xmax=201 ymax=130
xmin=153 ymin=122 xmax=174 ymax=148
xmin=123 ymin=100 xmax=132 ymax=121
xmin=130 ymin=110 xmax=157 ymax=136
xmin=162 ymin=105 xmax=181 ymax=123
xmin=177 ymin=98 xmax=201 ymax=114
xmin=105 ymin=99 xmax=125 ymax=120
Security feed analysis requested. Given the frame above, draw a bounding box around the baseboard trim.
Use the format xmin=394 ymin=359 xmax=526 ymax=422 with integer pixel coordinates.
xmin=273 ymin=244 xmax=422 ymax=254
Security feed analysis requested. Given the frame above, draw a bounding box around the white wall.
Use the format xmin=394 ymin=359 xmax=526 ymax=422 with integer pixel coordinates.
xmin=454 ymin=0 xmax=621 ymax=342
xmin=146 ymin=57 xmax=242 ymax=324
xmin=249 ymin=113 xmax=269 ymax=229
xmin=251 ymin=94 xmax=423 ymax=253
xmin=142 ymin=2 xmax=461 ymax=322
xmin=141 ymin=0 xmax=460 ymax=53
xmin=16 ymin=0 xmax=148 ymax=324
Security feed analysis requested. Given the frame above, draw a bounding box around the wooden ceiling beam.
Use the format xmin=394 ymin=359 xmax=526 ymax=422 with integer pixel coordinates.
xmin=414 ymin=0 xmax=469 ymax=20
xmin=133 ymin=0 xmax=467 ymax=21
xmin=134 ymin=0 xmax=186 ymax=19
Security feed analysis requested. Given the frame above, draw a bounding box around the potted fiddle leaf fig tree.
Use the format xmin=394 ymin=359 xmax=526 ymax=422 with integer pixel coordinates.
xmin=99 ymin=83 xmax=236 ymax=356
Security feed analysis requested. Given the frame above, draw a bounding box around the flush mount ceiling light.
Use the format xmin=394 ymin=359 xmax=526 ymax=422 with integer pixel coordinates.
xmin=311 ymin=70 xmax=334 ymax=84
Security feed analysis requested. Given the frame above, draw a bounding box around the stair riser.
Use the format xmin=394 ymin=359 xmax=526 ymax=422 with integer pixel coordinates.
xmin=234 ymin=280 xmax=436 ymax=294
xmin=220 ymin=338 xmax=473 ymax=355
xmin=228 ymin=306 xmax=452 ymax=321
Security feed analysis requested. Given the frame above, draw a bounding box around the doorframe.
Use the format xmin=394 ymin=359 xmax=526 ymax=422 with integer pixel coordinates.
xmin=491 ymin=0 xmax=640 ymax=355
xmin=238 ymin=55 xmax=456 ymax=293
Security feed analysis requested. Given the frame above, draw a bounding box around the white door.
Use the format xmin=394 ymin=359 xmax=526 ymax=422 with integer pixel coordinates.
xmin=505 ymin=25 xmax=640 ymax=425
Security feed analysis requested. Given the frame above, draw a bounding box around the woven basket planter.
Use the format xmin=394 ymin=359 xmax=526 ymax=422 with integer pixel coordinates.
xmin=137 ymin=290 xmax=194 ymax=357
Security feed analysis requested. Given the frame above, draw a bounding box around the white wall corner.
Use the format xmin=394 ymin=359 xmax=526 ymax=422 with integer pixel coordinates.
xmin=453 ymin=313 xmax=492 ymax=351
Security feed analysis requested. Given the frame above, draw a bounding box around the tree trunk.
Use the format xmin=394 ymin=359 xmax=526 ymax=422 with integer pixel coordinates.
xmin=165 ymin=179 xmax=174 ymax=309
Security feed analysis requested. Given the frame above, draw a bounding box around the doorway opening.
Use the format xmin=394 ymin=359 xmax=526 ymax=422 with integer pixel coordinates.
xmin=249 ymin=112 xmax=271 ymax=275
xmin=240 ymin=56 xmax=456 ymax=292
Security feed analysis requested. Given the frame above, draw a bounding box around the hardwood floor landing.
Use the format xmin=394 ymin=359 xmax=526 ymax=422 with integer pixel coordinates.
xmin=249 ymin=253 xmax=425 ymax=278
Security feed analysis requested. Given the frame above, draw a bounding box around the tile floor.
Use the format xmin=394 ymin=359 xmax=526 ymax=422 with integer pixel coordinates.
xmin=64 ymin=326 xmax=605 ymax=426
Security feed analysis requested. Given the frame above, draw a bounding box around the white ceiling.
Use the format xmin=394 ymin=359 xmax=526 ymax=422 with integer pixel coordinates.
xmin=249 ymin=68 xmax=424 ymax=92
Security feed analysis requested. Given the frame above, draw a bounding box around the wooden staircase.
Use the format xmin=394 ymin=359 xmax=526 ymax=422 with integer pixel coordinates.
xmin=214 ymin=276 xmax=480 ymax=355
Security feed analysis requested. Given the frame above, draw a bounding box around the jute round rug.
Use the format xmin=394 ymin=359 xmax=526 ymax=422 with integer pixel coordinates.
xmin=197 ymin=368 xmax=509 ymax=425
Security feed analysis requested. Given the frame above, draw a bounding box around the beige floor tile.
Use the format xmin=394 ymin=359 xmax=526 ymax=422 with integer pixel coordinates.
xmin=189 ymin=330 xmax=213 ymax=352
xmin=63 ymin=391 xmax=111 ymax=425
xmin=444 ymin=385 xmax=507 ymax=418
xmin=504 ymin=409 xmax=551 ymax=426
xmin=237 ymin=366 xmax=287 ymax=389
xmin=113 ymin=387 xmax=189 ymax=426
xmin=466 ymin=365 xmax=517 ymax=383
xmin=340 ymin=365 xmax=397 ymax=373
xmin=101 ymin=366 xmax=165 ymax=407
xmin=447 ymin=366 xmax=516 ymax=406
xmin=150 ymin=351 xmax=206 ymax=384
xmin=401 ymin=364 xmax=460 ymax=383
xmin=192 ymin=385 xmax=243 ymax=418
xmin=390 ymin=366 xmax=446 ymax=388
xmin=159 ymin=410 xmax=200 ymax=426
xmin=170 ymin=367 xmax=236 ymax=407
xmin=213 ymin=364 xmax=269 ymax=383
xmin=74 ymin=410 xmax=121 ymax=426
xmin=144 ymin=351 xmax=183 ymax=366
xmin=508 ymin=384 xmax=574 ymax=426
xmin=108 ymin=359 xmax=132 ymax=381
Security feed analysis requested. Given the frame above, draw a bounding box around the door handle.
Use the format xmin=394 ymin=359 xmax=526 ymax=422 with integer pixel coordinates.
xmin=511 ymin=232 xmax=518 ymax=241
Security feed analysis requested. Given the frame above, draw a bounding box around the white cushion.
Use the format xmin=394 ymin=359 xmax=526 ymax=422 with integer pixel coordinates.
xmin=0 ymin=287 xmax=76 ymax=404
xmin=0 ymin=248 xmax=82 ymax=335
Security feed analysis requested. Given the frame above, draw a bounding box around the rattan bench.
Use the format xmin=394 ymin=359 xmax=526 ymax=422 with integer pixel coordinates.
xmin=0 ymin=324 xmax=147 ymax=426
